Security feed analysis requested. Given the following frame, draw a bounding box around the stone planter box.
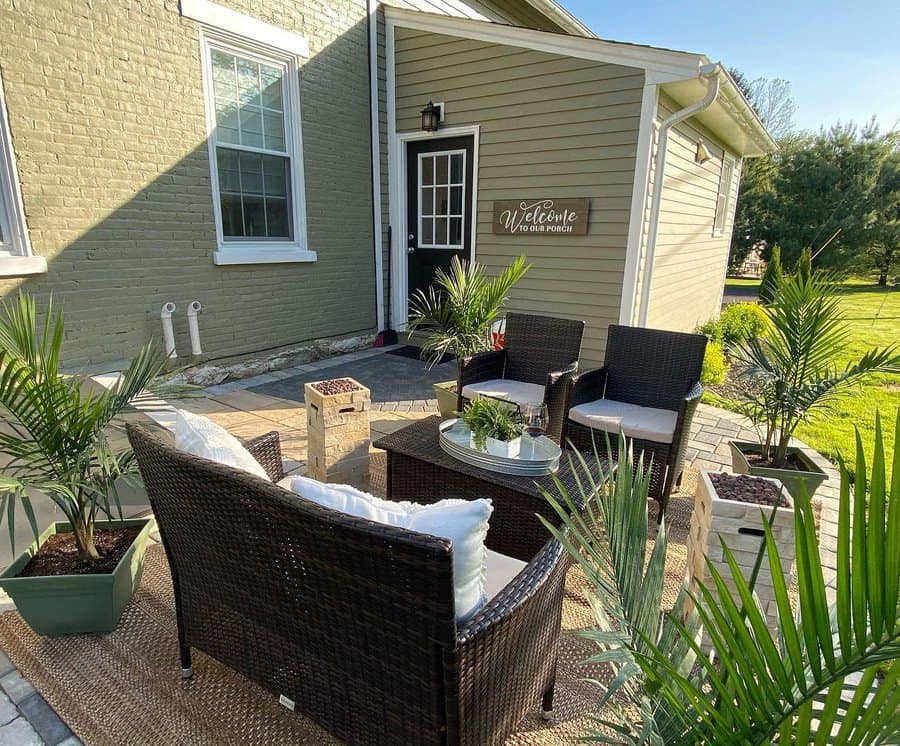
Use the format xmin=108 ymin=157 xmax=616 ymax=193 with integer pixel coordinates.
xmin=305 ymin=378 xmax=370 ymax=484
xmin=729 ymin=440 xmax=827 ymax=500
xmin=686 ymin=470 xmax=794 ymax=629
xmin=484 ymin=436 xmax=521 ymax=459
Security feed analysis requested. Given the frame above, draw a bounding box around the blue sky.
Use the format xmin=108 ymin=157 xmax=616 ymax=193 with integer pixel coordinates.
xmin=559 ymin=0 xmax=900 ymax=133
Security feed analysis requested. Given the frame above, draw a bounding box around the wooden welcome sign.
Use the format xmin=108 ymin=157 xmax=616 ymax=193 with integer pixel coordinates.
xmin=492 ymin=198 xmax=590 ymax=235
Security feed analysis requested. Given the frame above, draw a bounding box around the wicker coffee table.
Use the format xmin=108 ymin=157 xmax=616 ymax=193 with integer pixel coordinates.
xmin=373 ymin=416 xmax=611 ymax=559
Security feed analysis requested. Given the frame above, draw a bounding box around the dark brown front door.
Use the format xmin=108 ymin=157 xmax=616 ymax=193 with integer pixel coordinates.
xmin=406 ymin=136 xmax=474 ymax=305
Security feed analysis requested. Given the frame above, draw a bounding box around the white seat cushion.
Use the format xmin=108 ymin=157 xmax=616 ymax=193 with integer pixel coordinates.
xmin=568 ymin=398 xmax=677 ymax=444
xmin=461 ymin=378 xmax=545 ymax=406
xmin=286 ymin=476 xmax=493 ymax=623
xmin=174 ymin=410 xmax=271 ymax=481
xmin=484 ymin=549 xmax=527 ymax=601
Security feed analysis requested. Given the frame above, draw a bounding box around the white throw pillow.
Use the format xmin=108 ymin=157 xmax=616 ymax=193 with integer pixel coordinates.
xmin=287 ymin=476 xmax=492 ymax=622
xmin=174 ymin=410 xmax=271 ymax=482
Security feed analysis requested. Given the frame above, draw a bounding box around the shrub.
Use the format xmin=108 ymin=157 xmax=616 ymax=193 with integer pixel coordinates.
xmin=796 ymin=246 xmax=813 ymax=283
xmin=695 ymin=318 xmax=722 ymax=343
xmin=718 ymin=302 xmax=768 ymax=348
xmin=700 ymin=341 xmax=729 ymax=385
xmin=758 ymin=244 xmax=783 ymax=304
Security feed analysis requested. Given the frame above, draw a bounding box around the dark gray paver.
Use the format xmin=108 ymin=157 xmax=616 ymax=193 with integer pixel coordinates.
xmin=248 ymin=352 xmax=455 ymax=410
xmin=17 ymin=694 xmax=72 ymax=746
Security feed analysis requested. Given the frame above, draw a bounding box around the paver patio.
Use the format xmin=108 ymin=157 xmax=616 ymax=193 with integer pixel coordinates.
xmin=0 ymin=344 xmax=842 ymax=743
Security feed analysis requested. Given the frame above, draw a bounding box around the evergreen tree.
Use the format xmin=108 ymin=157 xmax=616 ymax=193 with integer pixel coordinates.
xmin=759 ymin=244 xmax=783 ymax=303
xmin=796 ymin=247 xmax=813 ymax=282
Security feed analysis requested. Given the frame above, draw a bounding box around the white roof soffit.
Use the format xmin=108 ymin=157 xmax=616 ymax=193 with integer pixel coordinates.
xmin=661 ymin=69 xmax=778 ymax=157
xmin=384 ymin=7 xmax=703 ymax=83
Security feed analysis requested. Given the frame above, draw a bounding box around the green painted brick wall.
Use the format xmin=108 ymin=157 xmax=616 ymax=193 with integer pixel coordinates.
xmin=0 ymin=0 xmax=377 ymax=370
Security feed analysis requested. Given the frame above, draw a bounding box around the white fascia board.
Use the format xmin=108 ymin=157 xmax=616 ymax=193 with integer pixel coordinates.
xmin=180 ymin=0 xmax=310 ymax=57
xmin=384 ymin=7 xmax=703 ymax=80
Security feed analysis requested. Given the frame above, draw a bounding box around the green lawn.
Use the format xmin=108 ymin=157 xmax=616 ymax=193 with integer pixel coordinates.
xmin=715 ymin=282 xmax=899 ymax=476
xmin=724 ymin=277 xmax=763 ymax=289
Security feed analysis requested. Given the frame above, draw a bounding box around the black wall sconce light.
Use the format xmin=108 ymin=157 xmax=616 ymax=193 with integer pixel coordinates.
xmin=421 ymin=101 xmax=442 ymax=132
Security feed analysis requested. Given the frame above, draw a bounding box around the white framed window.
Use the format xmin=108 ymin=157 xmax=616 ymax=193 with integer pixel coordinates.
xmin=199 ymin=30 xmax=312 ymax=265
xmin=418 ymin=150 xmax=466 ymax=249
xmin=713 ymin=154 xmax=735 ymax=236
xmin=0 ymin=71 xmax=45 ymax=277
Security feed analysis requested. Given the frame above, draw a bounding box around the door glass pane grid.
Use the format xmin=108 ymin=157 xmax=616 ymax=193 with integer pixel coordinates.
xmin=418 ymin=150 xmax=465 ymax=249
xmin=209 ymin=45 xmax=293 ymax=241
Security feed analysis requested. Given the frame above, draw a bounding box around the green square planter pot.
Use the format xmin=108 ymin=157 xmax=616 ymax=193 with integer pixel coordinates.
xmin=0 ymin=517 xmax=155 ymax=637
xmin=729 ymin=440 xmax=828 ymax=500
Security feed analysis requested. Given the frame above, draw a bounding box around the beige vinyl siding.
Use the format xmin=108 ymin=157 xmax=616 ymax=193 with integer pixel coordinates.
xmin=393 ymin=27 xmax=643 ymax=365
xmin=0 ymin=0 xmax=376 ymax=370
xmin=643 ymin=92 xmax=740 ymax=332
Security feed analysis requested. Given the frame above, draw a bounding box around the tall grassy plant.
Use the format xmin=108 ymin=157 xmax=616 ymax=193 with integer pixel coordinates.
xmin=543 ymin=412 xmax=900 ymax=743
xmin=406 ymin=255 xmax=529 ymax=383
xmin=734 ymin=270 xmax=899 ymax=466
xmin=0 ymin=293 xmax=175 ymax=560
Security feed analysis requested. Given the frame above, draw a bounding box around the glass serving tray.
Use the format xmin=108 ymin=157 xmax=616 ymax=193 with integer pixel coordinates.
xmin=438 ymin=419 xmax=562 ymax=476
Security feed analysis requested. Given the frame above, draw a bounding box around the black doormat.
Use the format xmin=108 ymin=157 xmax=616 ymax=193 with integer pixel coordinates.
xmin=386 ymin=345 xmax=454 ymax=365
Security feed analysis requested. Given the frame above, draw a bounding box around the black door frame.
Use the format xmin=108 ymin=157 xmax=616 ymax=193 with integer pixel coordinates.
xmin=393 ymin=127 xmax=479 ymax=327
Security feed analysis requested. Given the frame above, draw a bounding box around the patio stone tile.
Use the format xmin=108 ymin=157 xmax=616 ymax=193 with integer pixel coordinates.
xmin=0 ymin=672 xmax=34 ymax=705
xmin=0 ymin=717 xmax=42 ymax=746
xmin=713 ymin=419 xmax=742 ymax=434
xmin=17 ymin=694 xmax=71 ymax=746
xmin=56 ymin=737 xmax=83 ymax=746
xmin=0 ymin=692 xmax=16 ymax=726
xmin=692 ymin=431 xmax=724 ymax=446
xmin=0 ymin=653 xmax=14 ymax=680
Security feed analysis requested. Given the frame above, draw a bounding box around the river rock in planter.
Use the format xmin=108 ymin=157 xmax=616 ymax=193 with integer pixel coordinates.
xmin=686 ymin=470 xmax=794 ymax=633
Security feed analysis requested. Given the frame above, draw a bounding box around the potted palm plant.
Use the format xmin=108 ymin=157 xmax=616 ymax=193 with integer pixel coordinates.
xmin=407 ymin=254 xmax=529 ymax=417
xmin=729 ymin=270 xmax=898 ymax=499
xmin=0 ymin=293 xmax=177 ymax=636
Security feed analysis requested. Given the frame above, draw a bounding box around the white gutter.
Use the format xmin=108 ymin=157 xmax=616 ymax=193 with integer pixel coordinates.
xmin=160 ymin=303 xmax=177 ymax=359
xmin=368 ymin=0 xmax=385 ymax=331
xmin=637 ymin=63 xmax=722 ymax=327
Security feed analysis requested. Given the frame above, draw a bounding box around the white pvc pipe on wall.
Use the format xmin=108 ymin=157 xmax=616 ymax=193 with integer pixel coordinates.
xmin=160 ymin=302 xmax=177 ymax=359
xmin=187 ymin=301 xmax=203 ymax=356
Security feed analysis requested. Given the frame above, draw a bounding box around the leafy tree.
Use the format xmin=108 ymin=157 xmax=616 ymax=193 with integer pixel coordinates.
xmin=865 ymin=144 xmax=900 ymax=285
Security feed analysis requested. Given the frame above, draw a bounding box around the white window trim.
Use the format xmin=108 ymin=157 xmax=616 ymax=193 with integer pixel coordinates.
xmin=417 ymin=149 xmax=466 ymax=250
xmin=0 ymin=72 xmax=45 ymax=277
xmin=713 ymin=154 xmax=736 ymax=237
xmin=195 ymin=23 xmax=312 ymax=266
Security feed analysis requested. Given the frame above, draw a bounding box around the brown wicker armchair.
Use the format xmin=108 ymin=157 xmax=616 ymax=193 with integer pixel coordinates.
xmin=561 ymin=325 xmax=707 ymax=518
xmin=458 ymin=312 xmax=585 ymax=440
xmin=127 ymin=424 xmax=568 ymax=746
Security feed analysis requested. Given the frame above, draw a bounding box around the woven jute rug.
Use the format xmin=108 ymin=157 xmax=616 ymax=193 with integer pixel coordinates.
xmin=0 ymin=472 xmax=699 ymax=745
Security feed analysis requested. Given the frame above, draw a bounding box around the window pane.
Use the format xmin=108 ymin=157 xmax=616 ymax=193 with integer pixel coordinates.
xmin=449 ymin=217 xmax=462 ymax=245
xmin=217 ymin=148 xmax=292 ymax=240
xmin=421 ymin=218 xmax=433 ymax=244
xmin=435 ymin=187 xmax=449 ymax=215
xmin=236 ymin=58 xmax=261 ymax=106
xmin=450 ymin=153 xmax=463 ymax=183
xmin=262 ymin=110 xmax=285 ymax=151
xmin=421 ymin=156 xmax=434 ymax=185
xmin=220 ymin=193 xmax=245 ymax=237
xmin=420 ymin=187 xmax=433 ymax=217
xmin=436 ymin=155 xmax=448 ymax=183
xmin=239 ymin=108 xmax=264 ymax=149
xmin=262 ymin=155 xmax=288 ymax=198
xmin=450 ymin=186 xmax=462 ymax=215
xmin=211 ymin=50 xmax=236 ymax=100
xmin=435 ymin=218 xmax=448 ymax=245
xmin=215 ymin=101 xmax=241 ymax=144
xmin=260 ymin=65 xmax=283 ymax=109
xmin=242 ymin=194 xmax=267 ymax=236
xmin=217 ymin=148 xmax=241 ymax=193
xmin=265 ymin=197 xmax=290 ymax=237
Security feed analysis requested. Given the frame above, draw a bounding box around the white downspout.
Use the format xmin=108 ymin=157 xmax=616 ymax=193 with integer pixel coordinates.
xmin=637 ymin=63 xmax=722 ymax=327
xmin=186 ymin=301 xmax=203 ymax=356
xmin=160 ymin=302 xmax=177 ymax=359
xmin=367 ymin=0 xmax=385 ymax=331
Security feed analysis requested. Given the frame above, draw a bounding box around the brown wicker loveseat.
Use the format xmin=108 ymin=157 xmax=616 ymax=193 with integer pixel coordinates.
xmin=127 ymin=424 xmax=569 ymax=746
